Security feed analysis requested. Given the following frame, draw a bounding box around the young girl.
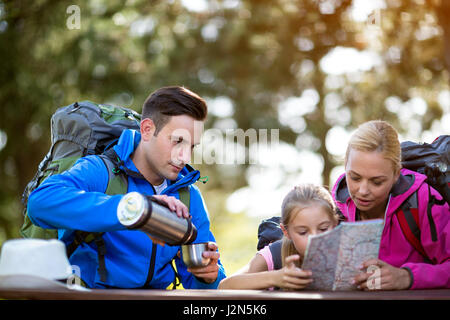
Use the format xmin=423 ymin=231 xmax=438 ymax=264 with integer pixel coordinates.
xmin=332 ymin=120 xmax=450 ymax=290
xmin=219 ymin=184 xmax=339 ymax=290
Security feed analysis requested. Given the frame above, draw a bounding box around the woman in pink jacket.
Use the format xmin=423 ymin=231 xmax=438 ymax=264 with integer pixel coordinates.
xmin=332 ymin=120 xmax=449 ymax=290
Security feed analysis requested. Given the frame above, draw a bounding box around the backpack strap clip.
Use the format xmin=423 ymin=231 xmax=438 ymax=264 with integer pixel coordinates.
xmin=102 ymin=148 xmax=146 ymax=180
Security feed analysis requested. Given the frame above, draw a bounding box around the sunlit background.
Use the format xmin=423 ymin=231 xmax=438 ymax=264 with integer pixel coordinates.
xmin=0 ymin=0 xmax=449 ymax=276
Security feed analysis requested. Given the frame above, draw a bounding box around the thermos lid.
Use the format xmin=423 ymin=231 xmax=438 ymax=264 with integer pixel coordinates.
xmin=117 ymin=192 xmax=147 ymax=227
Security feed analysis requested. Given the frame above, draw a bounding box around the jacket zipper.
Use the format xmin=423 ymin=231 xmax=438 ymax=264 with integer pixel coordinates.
xmin=143 ymin=183 xmax=158 ymax=288
xmin=383 ymin=195 xmax=391 ymax=225
xmin=141 ymin=171 xmax=196 ymax=287
xmin=143 ymin=243 xmax=157 ymax=287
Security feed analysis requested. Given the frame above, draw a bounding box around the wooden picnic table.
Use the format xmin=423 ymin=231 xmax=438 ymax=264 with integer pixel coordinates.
xmin=1 ymin=287 xmax=449 ymax=300
xmin=1 ymin=287 xmax=448 ymax=319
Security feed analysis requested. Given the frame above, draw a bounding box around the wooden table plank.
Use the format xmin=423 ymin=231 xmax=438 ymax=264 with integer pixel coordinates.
xmin=1 ymin=288 xmax=449 ymax=300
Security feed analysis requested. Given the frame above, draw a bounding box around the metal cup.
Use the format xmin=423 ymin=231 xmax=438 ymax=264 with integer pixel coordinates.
xmin=181 ymin=242 xmax=211 ymax=268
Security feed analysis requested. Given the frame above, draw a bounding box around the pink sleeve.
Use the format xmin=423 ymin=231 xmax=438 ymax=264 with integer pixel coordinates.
xmin=257 ymin=245 xmax=274 ymax=271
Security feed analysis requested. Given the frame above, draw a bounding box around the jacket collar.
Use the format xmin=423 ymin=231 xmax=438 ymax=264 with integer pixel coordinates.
xmin=390 ymin=172 xmax=415 ymax=197
xmin=334 ymin=173 xmax=349 ymax=204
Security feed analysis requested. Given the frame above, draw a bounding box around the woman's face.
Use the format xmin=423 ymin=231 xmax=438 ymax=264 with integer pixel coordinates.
xmin=345 ymin=148 xmax=399 ymax=217
xmin=281 ymin=205 xmax=335 ymax=257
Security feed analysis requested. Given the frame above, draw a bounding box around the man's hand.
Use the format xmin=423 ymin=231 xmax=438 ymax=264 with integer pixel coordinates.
xmin=353 ymin=259 xmax=412 ymax=291
xmin=151 ymin=194 xmax=189 ymax=218
xmin=187 ymin=242 xmax=220 ymax=284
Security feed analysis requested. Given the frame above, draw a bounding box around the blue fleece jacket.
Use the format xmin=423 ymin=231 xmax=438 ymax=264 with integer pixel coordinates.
xmin=27 ymin=129 xmax=226 ymax=289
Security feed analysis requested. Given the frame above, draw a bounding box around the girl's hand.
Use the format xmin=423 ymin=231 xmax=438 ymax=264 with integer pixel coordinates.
xmin=353 ymin=259 xmax=412 ymax=290
xmin=275 ymin=254 xmax=313 ymax=290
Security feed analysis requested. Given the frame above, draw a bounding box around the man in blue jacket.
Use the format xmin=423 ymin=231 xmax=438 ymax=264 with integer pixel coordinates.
xmin=27 ymin=86 xmax=226 ymax=289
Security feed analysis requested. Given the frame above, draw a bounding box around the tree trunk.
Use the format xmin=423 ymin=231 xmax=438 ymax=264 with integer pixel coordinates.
xmin=435 ymin=0 xmax=450 ymax=76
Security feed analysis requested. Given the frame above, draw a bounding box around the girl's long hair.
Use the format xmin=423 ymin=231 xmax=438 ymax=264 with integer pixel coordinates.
xmin=280 ymin=184 xmax=338 ymax=268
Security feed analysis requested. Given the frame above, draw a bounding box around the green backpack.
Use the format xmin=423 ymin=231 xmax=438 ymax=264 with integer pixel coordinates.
xmin=21 ymin=101 xmax=192 ymax=284
xmin=21 ymin=101 xmax=142 ymax=239
xmin=20 ymin=101 xmax=140 ymax=282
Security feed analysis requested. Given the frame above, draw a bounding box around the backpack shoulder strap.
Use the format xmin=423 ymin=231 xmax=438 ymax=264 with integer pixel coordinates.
xmin=66 ymin=231 xmax=107 ymax=283
xmin=426 ymin=185 xmax=440 ymax=242
xmin=178 ymin=186 xmax=190 ymax=209
xmin=396 ymin=191 xmax=428 ymax=259
xmin=66 ymin=152 xmax=129 ymax=284
xmin=102 ymin=147 xmax=146 ymax=180
xmin=98 ymin=153 xmax=128 ymax=195
xmin=269 ymin=239 xmax=283 ymax=270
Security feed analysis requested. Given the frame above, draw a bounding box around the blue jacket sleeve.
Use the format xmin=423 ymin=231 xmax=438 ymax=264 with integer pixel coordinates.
xmin=175 ymin=185 xmax=227 ymax=289
xmin=27 ymin=155 xmax=126 ymax=233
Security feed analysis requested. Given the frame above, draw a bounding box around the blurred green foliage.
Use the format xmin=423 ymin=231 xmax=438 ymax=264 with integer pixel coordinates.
xmin=0 ymin=0 xmax=449 ymax=275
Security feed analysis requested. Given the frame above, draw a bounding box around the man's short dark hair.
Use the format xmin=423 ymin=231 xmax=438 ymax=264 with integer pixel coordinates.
xmin=142 ymin=86 xmax=208 ymax=135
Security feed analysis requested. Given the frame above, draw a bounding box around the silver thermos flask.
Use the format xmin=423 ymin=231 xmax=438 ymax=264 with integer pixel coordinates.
xmin=117 ymin=192 xmax=197 ymax=245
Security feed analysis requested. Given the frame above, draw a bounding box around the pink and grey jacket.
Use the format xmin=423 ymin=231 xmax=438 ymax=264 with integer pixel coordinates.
xmin=332 ymin=168 xmax=450 ymax=289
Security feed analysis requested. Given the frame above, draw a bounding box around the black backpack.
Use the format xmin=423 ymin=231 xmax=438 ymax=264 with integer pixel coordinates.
xmin=257 ymin=217 xmax=283 ymax=270
xmin=401 ymin=135 xmax=449 ymax=206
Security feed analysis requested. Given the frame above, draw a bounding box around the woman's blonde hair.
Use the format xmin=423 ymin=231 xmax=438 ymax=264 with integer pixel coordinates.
xmin=280 ymin=184 xmax=338 ymax=268
xmin=345 ymin=120 xmax=401 ymax=174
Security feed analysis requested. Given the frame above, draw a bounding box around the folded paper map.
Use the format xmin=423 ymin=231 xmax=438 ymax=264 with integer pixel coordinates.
xmin=301 ymin=219 xmax=384 ymax=291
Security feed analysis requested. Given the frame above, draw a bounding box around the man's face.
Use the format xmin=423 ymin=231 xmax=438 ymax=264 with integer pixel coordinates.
xmin=141 ymin=115 xmax=203 ymax=183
